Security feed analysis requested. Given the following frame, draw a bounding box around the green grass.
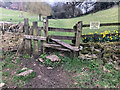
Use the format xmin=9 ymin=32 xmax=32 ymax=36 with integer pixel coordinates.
xmin=38 ymin=52 xmax=120 ymax=88
xmin=0 ymin=6 xmax=119 ymax=27
xmin=1 ymin=52 xmax=35 ymax=88
xmin=61 ymin=56 xmax=120 ymax=88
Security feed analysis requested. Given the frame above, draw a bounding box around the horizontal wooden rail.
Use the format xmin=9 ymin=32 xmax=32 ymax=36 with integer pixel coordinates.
xmin=83 ymin=23 xmax=120 ymax=27
xmin=48 ymin=27 xmax=74 ymax=32
xmin=49 ymin=35 xmax=75 ymax=40
xmin=24 ymin=35 xmax=46 ymax=41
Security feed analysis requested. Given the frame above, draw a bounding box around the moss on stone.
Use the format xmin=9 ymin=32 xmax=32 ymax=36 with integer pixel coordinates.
xmin=103 ymin=53 xmax=113 ymax=58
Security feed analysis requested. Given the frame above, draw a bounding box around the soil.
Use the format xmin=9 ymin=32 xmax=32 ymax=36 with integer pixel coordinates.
xmin=20 ymin=58 xmax=74 ymax=88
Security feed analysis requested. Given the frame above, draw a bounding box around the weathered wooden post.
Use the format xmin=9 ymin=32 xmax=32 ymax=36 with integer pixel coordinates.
xmin=33 ymin=21 xmax=39 ymax=58
xmin=75 ymin=21 xmax=82 ymax=47
xmin=39 ymin=14 xmax=42 ymax=22
xmin=41 ymin=17 xmax=48 ymax=54
xmin=43 ymin=17 xmax=48 ymax=37
xmin=73 ymin=21 xmax=82 ymax=57
xmin=24 ymin=18 xmax=32 ymax=56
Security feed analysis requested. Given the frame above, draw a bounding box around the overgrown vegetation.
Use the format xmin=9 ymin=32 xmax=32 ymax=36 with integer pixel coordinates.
xmin=2 ymin=52 xmax=36 ymax=88
xmin=39 ymin=52 xmax=120 ymax=88
xmin=61 ymin=57 xmax=120 ymax=88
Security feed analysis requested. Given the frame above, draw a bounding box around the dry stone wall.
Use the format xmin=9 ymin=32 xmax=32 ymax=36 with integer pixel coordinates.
xmin=79 ymin=42 xmax=120 ymax=64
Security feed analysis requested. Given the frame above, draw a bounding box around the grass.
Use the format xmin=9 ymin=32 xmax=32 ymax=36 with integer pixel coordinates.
xmin=38 ymin=52 xmax=120 ymax=88
xmin=61 ymin=57 xmax=120 ymax=88
xmin=1 ymin=52 xmax=36 ymax=88
xmin=0 ymin=6 xmax=119 ymax=30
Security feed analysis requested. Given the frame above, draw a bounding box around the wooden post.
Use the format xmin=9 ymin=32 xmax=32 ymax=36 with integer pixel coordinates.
xmin=75 ymin=21 xmax=82 ymax=47
xmin=74 ymin=21 xmax=82 ymax=57
xmin=43 ymin=17 xmax=48 ymax=37
xmin=39 ymin=14 xmax=41 ymax=22
xmin=41 ymin=17 xmax=48 ymax=54
xmin=24 ymin=18 xmax=31 ymax=56
xmin=37 ymin=27 xmax=41 ymax=52
xmin=33 ymin=21 xmax=39 ymax=58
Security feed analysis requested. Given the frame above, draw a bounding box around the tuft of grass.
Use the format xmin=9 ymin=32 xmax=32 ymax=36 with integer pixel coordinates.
xmin=16 ymin=69 xmax=28 ymax=74
xmin=23 ymin=54 xmax=31 ymax=59
xmin=14 ymin=72 xmax=36 ymax=82
xmin=2 ymin=71 xmax=10 ymax=77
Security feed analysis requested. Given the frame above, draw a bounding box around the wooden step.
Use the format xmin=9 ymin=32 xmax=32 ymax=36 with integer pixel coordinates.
xmin=43 ymin=43 xmax=70 ymax=52
xmin=49 ymin=38 xmax=79 ymax=51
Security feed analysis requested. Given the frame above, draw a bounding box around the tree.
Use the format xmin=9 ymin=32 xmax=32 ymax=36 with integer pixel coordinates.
xmin=65 ymin=1 xmax=82 ymax=17
xmin=25 ymin=2 xmax=52 ymax=16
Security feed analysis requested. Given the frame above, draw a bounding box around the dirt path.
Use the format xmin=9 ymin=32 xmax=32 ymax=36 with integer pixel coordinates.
xmin=20 ymin=58 xmax=73 ymax=88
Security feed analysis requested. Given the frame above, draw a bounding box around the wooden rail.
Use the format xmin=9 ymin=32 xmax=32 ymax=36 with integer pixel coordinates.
xmin=48 ymin=27 xmax=74 ymax=32
xmin=39 ymin=22 xmax=120 ymax=33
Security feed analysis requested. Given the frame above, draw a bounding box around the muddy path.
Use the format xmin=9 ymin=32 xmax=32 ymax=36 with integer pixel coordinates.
xmin=20 ymin=58 xmax=74 ymax=88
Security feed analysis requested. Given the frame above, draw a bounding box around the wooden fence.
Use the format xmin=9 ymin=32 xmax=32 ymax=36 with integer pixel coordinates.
xmin=18 ymin=18 xmax=120 ymax=58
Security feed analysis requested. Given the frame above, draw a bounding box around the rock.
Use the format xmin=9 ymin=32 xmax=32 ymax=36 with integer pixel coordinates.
xmin=37 ymin=75 xmax=42 ymax=79
xmin=59 ymin=54 xmax=64 ymax=57
xmin=21 ymin=67 xmax=27 ymax=70
xmin=78 ymin=54 xmax=86 ymax=60
xmin=114 ymin=64 xmax=120 ymax=70
xmin=114 ymin=61 xmax=117 ymax=64
xmin=85 ymin=54 xmax=92 ymax=58
xmin=79 ymin=46 xmax=83 ymax=50
xmin=0 ymin=83 xmax=5 ymax=88
xmin=47 ymin=67 xmax=53 ymax=70
xmin=80 ymin=49 xmax=89 ymax=54
xmin=94 ymin=49 xmax=101 ymax=54
xmin=78 ymin=54 xmax=92 ymax=60
xmin=46 ymin=55 xmax=61 ymax=62
xmin=93 ymin=43 xmax=102 ymax=49
xmin=38 ymin=58 xmax=44 ymax=63
xmin=17 ymin=69 xmax=33 ymax=76
xmin=92 ymin=54 xmax=98 ymax=59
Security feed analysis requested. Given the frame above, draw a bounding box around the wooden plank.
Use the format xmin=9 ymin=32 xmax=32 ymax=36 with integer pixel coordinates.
xmin=43 ymin=43 xmax=70 ymax=51
xmin=83 ymin=23 xmax=120 ymax=27
xmin=43 ymin=43 xmax=62 ymax=47
xmin=33 ymin=22 xmax=39 ymax=58
xmin=50 ymin=35 xmax=75 ymax=40
xmin=24 ymin=18 xmax=31 ymax=55
xmin=48 ymin=27 xmax=74 ymax=32
xmin=24 ymin=35 xmax=46 ymax=41
xmin=49 ymin=38 xmax=79 ymax=51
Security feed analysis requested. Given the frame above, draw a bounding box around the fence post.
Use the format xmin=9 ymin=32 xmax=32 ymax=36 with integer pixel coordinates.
xmin=43 ymin=17 xmax=48 ymax=37
xmin=73 ymin=21 xmax=82 ymax=57
xmin=41 ymin=17 xmax=48 ymax=54
xmin=39 ymin=14 xmax=42 ymax=22
xmin=75 ymin=21 xmax=82 ymax=47
xmin=24 ymin=18 xmax=31 ymax=56
xmin=33 ymin=21 xmax=39 ymax=58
